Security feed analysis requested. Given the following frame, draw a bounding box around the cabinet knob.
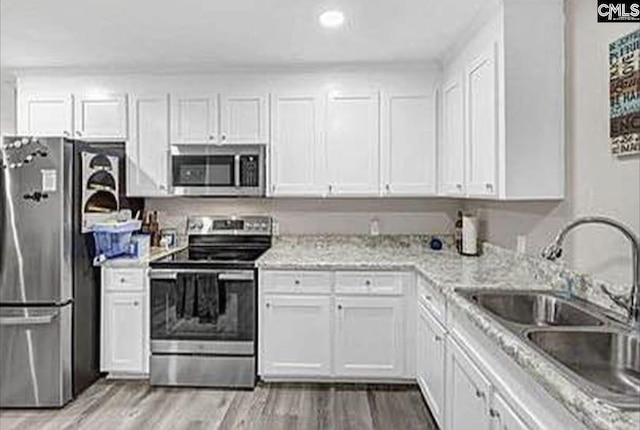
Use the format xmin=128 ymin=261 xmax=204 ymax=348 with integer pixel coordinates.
xmin=221 ymin=134 xmax=227 ymax=141
xmin=485 ymin=183 xmax=494 ymax=191
xmin=328 ymin=184 xmax=333 ymax=193
xmin=337 ymin=304 xmax=342 ymax=310
xmin=489 ymin=409 xmax=500 ymax=418
xmin=266 ymin=302 xmax=271 ymax=308
xmin=160 ymin=185 xmax=167 ymax=190
xmin=475 ymin=389 xmax=485 ymax=399
xmin=120 ymin=278 xmax=126 ymax=283
xmin=209 ymin=135 xmax=215 ymax=140
xmin=133 ymin=301 xmax=139 ymax=307
xmin=294 ymin=279 xmax=300 ymax=285
xmin=63 ymin=131 xmax=70 ymax=137
xmin=385 ymin=184 xmax=390 ymax=192
xmin=456 ymin=183 xmax=463 ymax=190
xmin=424 ymin=295 xmax=432 ymax=301
xmin=434 ymin=335 xmax=443 ymax=342
xmin=364 ymin=280 xmax=371 ymax=286
xmin=75 ymin=131 xmax=82 ymax=137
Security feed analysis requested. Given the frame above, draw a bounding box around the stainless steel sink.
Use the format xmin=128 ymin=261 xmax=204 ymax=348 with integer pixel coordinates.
xmin=457 ymin=289 xmax=640 ymax=410
xmin=462 ymin=291 xmax=605 ymax=327
xmin=527 ymin=329 xmax=640 ymax=408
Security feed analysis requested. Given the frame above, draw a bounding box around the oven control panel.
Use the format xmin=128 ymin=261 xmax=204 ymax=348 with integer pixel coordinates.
xmin=187 ymin=216 xmax=272 ymax=235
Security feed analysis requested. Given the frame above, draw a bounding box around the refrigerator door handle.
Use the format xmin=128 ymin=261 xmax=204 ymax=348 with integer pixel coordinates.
xmin=0 ymin=313 xmax=58 ymax=326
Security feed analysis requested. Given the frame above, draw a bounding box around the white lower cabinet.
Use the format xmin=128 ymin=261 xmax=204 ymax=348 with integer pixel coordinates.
xmin=491 ymin=392 xmax=531 ymax=430
xmin=261 ymin=295 xmax=331 ymax=376
xmin=101 ymin=267 xmax=149 ymax=376
xmin=260 ymin=269 xmax=408 ymax=381
xmin=416 ymin=302 xmax=446 ymax=428
xmin=334 ymin=296 xmax=404 ymax=378
xmin=446 ymin=337 xmax=493 ymax=430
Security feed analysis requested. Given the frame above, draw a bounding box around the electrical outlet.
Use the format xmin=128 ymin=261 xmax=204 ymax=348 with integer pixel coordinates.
xmin=370 ymin=218 xmax=380 ymax=236
xmin=516 ymin=235 xmax=527 ymax=253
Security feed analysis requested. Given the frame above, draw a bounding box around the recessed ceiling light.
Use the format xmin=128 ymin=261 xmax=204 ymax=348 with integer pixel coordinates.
xmin=319 ymin=10 xmax=345 ymax=28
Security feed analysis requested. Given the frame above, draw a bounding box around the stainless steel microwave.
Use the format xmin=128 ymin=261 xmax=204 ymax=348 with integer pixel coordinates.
xmin=171 ymin=145 xmax=265 ymax=196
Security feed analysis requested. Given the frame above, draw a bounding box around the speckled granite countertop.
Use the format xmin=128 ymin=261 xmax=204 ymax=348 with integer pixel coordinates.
xmin=257 ymin=235 xmax=639 ymax=430
xmin=100 ymin=245 xmax=187 ymax=268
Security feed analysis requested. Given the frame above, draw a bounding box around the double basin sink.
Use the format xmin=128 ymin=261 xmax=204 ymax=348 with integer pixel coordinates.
xmin=458 ymin=289 xmax=640 ymax=410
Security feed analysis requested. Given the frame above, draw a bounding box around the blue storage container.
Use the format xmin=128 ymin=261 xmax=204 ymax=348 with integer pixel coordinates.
xmin=92 ymin=220 xmax=142 ymax=259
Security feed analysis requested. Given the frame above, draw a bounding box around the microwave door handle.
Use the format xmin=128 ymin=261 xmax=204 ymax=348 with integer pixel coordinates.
xmin=234 ymin=155 xmax=240 ymax=187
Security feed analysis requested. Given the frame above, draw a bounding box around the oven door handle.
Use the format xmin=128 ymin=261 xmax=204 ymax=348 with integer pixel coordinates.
xmin=219 ymin=271 xmax=254 ymax=281
xmin=149 ymin=269 xmax=255 ymax=281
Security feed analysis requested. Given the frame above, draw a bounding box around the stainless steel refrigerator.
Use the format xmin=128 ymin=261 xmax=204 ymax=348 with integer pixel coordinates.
xmin=0 ymin=136 xmax=143 ymax=407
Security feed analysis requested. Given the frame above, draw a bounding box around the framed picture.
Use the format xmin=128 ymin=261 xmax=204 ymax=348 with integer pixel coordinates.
xmin=609 ymin=29 xmax=640 ymax=156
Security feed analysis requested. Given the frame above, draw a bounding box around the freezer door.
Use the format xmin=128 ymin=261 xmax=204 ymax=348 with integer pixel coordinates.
xmin=0 ymin=137 xmax=72 ymax=304
xmin=0 ymin=304 xmax=72 ymax=407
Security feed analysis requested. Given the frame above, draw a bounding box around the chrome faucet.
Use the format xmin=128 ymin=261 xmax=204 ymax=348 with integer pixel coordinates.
xmin=541 ymin=216 xmax=640 ymax=329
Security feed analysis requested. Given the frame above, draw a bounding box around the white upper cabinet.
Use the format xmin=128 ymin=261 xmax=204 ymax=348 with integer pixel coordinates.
xmin=439 ymin=74 xmax=466 ymax=196
xmin=170 ymin=94 xmax=218 ymax=144
xmin=74 ymin=94 xmax=128 ymax=140
xmin=326 ymin=91 xmax=380 ymax=197
xmin=439 ymin=0 xmax=564 ymax=200
xmin=17 ymin=94 xmax=73 ymax=137
xmin=270 ymin=93 xmax=325 ymax=196
xmin=220 ymin=94 xmax=269 ymax=144
xmin=127 ymin=94 xmax=170 ymax=197
xmin=465 ymin=42 xmax=498 ymax=198
xmin=381 ymin=93 xmax=437 ymax=196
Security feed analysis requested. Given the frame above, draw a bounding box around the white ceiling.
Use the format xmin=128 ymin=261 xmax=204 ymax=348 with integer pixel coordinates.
xmin=1 ymin=0 xmax=490 ymax=71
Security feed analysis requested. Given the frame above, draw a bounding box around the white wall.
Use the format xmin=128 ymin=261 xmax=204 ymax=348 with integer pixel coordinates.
xmin=0 ymin=76 xmax=16 ymax=135
xmin=147 ymin=197 xmax=459 ymax=239
xmin=467 ymin=0 xmax=640 ymax=287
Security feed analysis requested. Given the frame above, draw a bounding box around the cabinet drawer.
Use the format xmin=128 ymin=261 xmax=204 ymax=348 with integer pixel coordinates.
xmin=417 ymin=275 xmax=445 ymax=322
xmin=104 ymin=268 xmax=146 ymax=292
xmin=261 ymin=271 xmax=331 ymax=294
xmin=335 ymin=271 xmax=403 ymax=295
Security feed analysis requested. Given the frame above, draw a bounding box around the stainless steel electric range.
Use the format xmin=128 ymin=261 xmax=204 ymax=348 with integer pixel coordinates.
xmin=148 ymin=215 xmax=271 ymax=388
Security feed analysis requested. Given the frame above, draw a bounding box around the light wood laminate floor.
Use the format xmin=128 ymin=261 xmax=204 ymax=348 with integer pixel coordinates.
xmin=0 ymin=380 xmax=438 ymax=430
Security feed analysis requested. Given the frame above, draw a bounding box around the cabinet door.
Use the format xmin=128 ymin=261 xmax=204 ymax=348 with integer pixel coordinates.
xmin=446 ymin=337 xmax=493 ymax=430
xmin=127 ymin=94 xmax=170 ymax=196
xmin=382 ymin=94 xmax=436 ymax=196
xmin=491 ymin=392 xmax=532 ymax=430
xmin=416 ymin=304 xmax=447 ymax=428
xmin=465 ymin=42 xmax=498 ymax=198
xmin=170 ymin=94 xmax=218 ymax=144
xmin=439 ymin=75 xmax=466 ymax=196
xmin=326 ymin=92 xmax=380 ymax=197
xmin=220 ymin=94 xmax=269 ymax=144
xmin=102 ymin=293 xmax=145 ymax=373
xmin=334 ymin=296 xmax=404 ymax=378
xmin=270 ymin=94 xmax=325 ymax=196
xmin=74 ymin=94 xmax=127 ymax=140
xmin=17 ymin=94 xmax=73 ymax=136
xmin=261 ymin=295 xmax=331 ymax=376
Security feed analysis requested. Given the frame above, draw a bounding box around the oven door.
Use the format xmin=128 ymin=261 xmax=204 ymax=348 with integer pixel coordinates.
xmin=149 ymin=269 xmax=255 ymax=356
